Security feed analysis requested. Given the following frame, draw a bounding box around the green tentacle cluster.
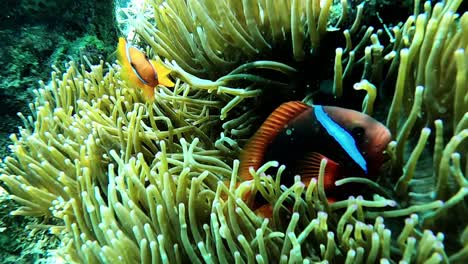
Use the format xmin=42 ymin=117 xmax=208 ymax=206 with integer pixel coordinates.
xmin=0 ymin=0 xmax=467 ymax=263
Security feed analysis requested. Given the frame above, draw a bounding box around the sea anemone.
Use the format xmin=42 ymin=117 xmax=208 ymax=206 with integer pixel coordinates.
xmin=0 ymin=0 xmax=466 ymax=263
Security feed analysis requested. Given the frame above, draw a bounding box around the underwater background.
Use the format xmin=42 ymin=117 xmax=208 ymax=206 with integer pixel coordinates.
xmin=0 ymin=0 xmax=467 ymax=263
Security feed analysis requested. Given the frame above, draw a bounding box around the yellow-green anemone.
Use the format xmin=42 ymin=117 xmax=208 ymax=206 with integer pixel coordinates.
xmin=0 ymin=0 xmax=467 ymax=263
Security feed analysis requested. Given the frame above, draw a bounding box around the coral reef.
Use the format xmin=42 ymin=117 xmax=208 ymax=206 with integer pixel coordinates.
xmin=0 ymin=0 xmax=118 ymax=156
xmin=0 ymin=0 xmax=118 ymax=261
xmin=0 ymin=186 xmax=60 ymax=263
xmin=0 ymin=0 xmax=467 ymax=263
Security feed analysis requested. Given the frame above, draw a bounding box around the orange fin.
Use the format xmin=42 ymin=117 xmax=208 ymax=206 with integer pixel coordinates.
xmin=254 ymin=204 xmax=274 ymax=219
xmin=117 ymin=37 xmax=136 ymax=84
xmin=296 ymin=152 xmax=340 ymax=191
xmin=220 ymin=180 xmax=234 ymax=201
xmin=116 ymin=37 xmax=128 ymax=65
xmin=239 ymin=101 xmax=310 ymax=180
xmin=254 ymin=204 xmax=296 ymax=218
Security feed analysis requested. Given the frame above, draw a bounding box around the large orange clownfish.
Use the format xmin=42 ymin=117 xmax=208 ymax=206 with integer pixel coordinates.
xmin=238 ymin=101 xmax=392 ymax=217
xmin=117 ymin=37 xmax=174 ymax=101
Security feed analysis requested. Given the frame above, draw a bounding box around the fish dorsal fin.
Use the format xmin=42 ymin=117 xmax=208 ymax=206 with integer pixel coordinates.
xmin=239 ymin=101 xmax=310 ymax=180
xmin=314 ymin=105 xmax=368 ymax=173
xmin=117 ymin=38 xmax=135 ymax=81
xmin=296 ymin=152 xmax=340 ymax=191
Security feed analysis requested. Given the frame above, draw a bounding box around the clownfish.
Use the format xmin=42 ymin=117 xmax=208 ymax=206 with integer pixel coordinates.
xmin=117 ymin=37 xmax=174 ymax=101
xmin=239 ymin=101 xmax=392 ymax=216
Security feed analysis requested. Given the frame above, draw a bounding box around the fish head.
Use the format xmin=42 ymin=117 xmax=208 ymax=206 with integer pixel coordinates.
xmin=322 ymin=106 xmax=392 ymax=176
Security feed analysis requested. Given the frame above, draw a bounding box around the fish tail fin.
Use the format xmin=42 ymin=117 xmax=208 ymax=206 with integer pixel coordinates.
xmin=151 ymin=60 xmax=175 ymax=87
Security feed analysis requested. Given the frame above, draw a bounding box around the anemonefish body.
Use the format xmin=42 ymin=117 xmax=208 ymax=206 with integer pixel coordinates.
xmin=117 ymin=37 xmax=174 ymax=101
xmin=239 ymin=101 xmax=392 ymax=215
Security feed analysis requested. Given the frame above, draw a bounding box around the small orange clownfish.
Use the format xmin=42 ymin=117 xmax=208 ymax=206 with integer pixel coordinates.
xmin=238 ymin=101 xmax=392 ymax=217
xmin=117 ymin=37 xmax=174 ymax=101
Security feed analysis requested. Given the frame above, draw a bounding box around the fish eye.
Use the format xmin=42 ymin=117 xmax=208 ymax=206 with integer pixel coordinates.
xmin=351 ymin=126 xmax=365 ymax=139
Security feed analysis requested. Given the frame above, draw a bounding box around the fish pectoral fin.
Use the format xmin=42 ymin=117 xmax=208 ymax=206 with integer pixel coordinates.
xmin=151 ymin=60 xmax=175 ymax=87
xmin=221 ymin=179 xmax=257 ymax=208
xmin=141 ymin=85 xmax=156 ymax=102
xmin=296 ymin=152 xmax=340 ymax=191
xmin=221 ymin=180 xmax=251 ymax=201
xmin=254 ymin=204 xmax=274 ymax=219
xmin=255 ymin=203 xmax=296 ymax=218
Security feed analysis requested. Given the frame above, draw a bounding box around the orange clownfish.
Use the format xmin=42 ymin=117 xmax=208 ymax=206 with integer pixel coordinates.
xmin=238 ymin=101 xmax=392 ymax=217
xmin=117 ymin=37 xmax=174 ymax=101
